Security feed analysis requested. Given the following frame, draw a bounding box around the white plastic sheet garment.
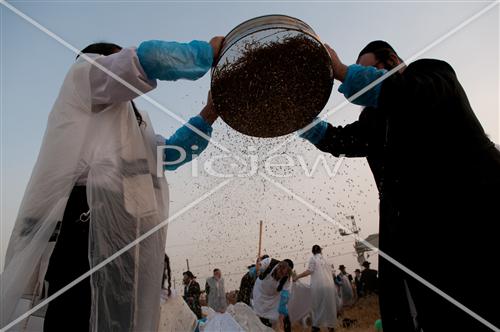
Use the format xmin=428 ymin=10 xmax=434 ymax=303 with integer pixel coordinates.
xmin=206 ymin=277 xmax=227 ymax=312
xmin=201 ymin=303 xmax=273 ymax=332
xmin=201 ymin=313 xmax=244 ymax=332
xmin=1 ymin=51 xmax=169 ymax=331
xmin=226 ymin=303 xmax=274 ymax=332
xmin=338 ymin=273 xmax=354 ymax=306
xmin=252 ymin=266 xmax=291 ymax=322
xmin=202 ymin=306 xmax=217 ymax=320
xmin=288 ymin=281 xmax=312 ymax=323
xmin=308 ymin=254 xmax=337 ymax=328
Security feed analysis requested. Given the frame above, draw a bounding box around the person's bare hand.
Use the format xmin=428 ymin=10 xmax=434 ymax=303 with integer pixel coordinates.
xmin=200 ymin=91 xmax=218 ymax=125
xmin=209 ymin=36 xmax=225 ymax=64
xmin=325 ymin=44 xmax=348 ymax=82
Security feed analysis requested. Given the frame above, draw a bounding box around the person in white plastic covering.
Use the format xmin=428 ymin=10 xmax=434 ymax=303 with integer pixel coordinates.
xmin=252 ymin=258 xmax=294 ymax=329
xmin=294 ymin=245 xmax=337 ymax=332
xmin=0 ymin=37 xmax=224 ymax=332
xmin=336 ymin=265 xmax=354 ymax=307
xmin=205 ymin=268 xmax=227 ymax=313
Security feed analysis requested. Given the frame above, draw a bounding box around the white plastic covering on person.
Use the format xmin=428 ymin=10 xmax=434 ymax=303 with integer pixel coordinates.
xmin=1 ymin=40 xmax=214 ymax=331
xmin=252 ymin=258 xmax=293 ymax=324
xmin=338 ymin=272 xmax=354 ymax=306
xmin=288 ymin=280 xmax=312 ymax=323
xmin=206 ymin=275 xmax=228 ymax=313
xmin=308 ymin=253 xmax=337 ymax=328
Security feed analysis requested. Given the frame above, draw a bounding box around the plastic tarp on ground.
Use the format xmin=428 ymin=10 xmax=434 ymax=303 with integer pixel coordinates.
xmin=158 ymin=290 xmax=198 ymax=332
xmin=228 ymin=303 xmax=274 ymax=332
xmin=201 ymin=313 xmax=244 ymax=332
xmin=200 ymin=303 xmax=273 ymax=332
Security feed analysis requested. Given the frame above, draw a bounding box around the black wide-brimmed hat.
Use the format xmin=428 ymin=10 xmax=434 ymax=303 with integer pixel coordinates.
xmin=183 ymin=271 xmax=196 ymax=279
xmin=339 ymin=264 xmax=346 ymax=270
xmin=362 ymin=261 xmax=371 ymax=267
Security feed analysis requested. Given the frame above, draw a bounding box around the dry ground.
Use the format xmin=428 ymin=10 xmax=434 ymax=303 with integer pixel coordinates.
xmin=291 ymin=295 xmax=381 ymax=332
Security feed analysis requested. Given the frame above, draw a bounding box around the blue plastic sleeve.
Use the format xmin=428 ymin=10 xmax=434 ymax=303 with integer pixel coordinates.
xmin=279 ymin=290 xmax=290 ymax=316
xmin=338 ymin=64 xmax=387 ymax=107
xmin=137 ymin=40 xmax=213 ymax=81
xmin=164 ymin=115 xmax=212 ymax=170
xmin=299 ymin=119 xmax=329 ymax=144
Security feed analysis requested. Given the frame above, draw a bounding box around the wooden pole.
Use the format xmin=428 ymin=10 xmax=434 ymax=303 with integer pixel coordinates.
xmin=256 ymin=220 xmax=263 ymax=274
xmin=186 ymin=259 xmax=190 ymax=271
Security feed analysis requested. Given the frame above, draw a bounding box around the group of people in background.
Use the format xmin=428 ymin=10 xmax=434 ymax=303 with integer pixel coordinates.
xmin=336 ymin=260 xmax=379 ymax=301
xmin=180 ymin=268 xmax=228 ymax=319
xmin=176 ymin=245 xmax=380 ymax=332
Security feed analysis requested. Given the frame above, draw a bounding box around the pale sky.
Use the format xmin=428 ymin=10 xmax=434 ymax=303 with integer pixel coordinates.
xmin=1 ymin=1 xmax=498 ymax=290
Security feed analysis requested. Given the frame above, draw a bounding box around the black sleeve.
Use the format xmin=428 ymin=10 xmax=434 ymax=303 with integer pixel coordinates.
xmin=205 ymin=282 xmax=210 ymax=295
xmin=314 ymin=109 xmax=374 ymax=158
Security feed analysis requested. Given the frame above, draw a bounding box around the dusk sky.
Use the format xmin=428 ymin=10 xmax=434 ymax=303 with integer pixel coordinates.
xmin=1 ymin=1 xmax=498 ymax=289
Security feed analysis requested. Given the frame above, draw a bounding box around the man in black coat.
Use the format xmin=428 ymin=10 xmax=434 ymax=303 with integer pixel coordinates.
xmin=301 ymin=41 xmax=500 ymax=331
xmin=353 ymin=268 xmax=364 ymax=298
xmin=360 ymin=261 xmax=378 ymax=295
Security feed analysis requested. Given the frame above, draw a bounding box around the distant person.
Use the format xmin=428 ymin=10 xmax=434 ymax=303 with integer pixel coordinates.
xmin=253 ymin=258 xmax=294 ymax=328
xmin=183 ymin=271 xmax=202 ymax=319
xmin=354 ymin=269 xmax=364 ymax=298
xmin=295 ymin=245 xmax=337 ymax=332
xmin=337 ymin=265 xmax=355 ymax=306
xmin=159 ymin=258 xmax=198 ymax=331
xmin=237 ymin=254 xmax=269 ymax=305
xmin=162 ymin=254 xmax=172 ymax=295
xmin=237 ymin=264 xmax=257 ymax=305
xmin=360 ymin=261 xmax=378 ymax=295
xmin=332 ymin=269 xmax=344 ymax=315
xmin=205 ymin=268 xmax=227 ymax=312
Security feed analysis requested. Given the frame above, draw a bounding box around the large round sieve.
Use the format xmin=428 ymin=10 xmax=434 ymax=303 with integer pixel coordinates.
xmin=211 ymin=15 xmax=334 ymax=138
